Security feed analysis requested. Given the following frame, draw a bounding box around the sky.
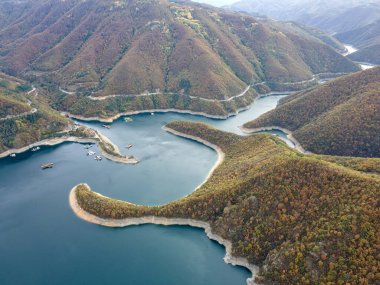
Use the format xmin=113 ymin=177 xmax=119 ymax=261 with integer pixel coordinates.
xmin=192 ymin=0 xmax=238 ymax=7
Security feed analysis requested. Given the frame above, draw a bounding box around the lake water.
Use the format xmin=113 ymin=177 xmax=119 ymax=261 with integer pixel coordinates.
xmin=0 ymin=94 xmax=288 ymax=285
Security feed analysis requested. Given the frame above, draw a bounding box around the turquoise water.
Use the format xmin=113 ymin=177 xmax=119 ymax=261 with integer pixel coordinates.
xmin=0 ymin=95 xmax=288 ymax=285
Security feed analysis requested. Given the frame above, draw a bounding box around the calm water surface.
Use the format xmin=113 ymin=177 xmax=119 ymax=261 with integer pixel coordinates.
xmin=0 ymin=95 xmax=288 ymax=285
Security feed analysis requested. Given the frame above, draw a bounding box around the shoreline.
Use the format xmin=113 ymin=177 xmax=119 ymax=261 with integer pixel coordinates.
xmin=240 ymin=125 xmax=310 ymax=154
xmin=69 ymin=186 xmax=259 ymax=285
xmin=62 ymin=106 xmax=251 ymax=123
xmin=0 ymin=132 xmax=138 ymax=164
xmin=162 ymin=126 xmax=225 ymax=193
xmin=62 ymin=91 xmax=293 ymax=123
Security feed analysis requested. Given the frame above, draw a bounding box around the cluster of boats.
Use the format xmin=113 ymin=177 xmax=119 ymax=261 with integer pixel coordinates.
xmin=84 ymin=145 xmax=102 ymax=161
xmin=9 ymin=146 xmax=41 ymax=158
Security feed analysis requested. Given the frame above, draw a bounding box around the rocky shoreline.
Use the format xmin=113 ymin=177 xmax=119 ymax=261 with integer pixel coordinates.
xmin=69 ymin=186 xmax=259 ymax=285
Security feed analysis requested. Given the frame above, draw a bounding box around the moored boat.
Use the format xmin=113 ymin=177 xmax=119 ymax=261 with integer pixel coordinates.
xmin=41 ymin=163 xmax=54 ymax=169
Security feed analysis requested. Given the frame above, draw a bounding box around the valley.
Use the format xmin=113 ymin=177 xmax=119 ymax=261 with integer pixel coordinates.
xmin=1 ymin=1 xmax=379 ymax=285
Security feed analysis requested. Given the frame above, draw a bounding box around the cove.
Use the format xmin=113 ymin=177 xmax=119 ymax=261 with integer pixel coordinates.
xmin=0 ymin=94 xmax=288 ymax=285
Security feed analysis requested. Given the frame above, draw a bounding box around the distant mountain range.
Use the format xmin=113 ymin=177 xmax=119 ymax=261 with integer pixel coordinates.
xmin=0 ymin=0 xmax=358 ymax=104
xmin=227 ymin=0 xmax=380 ymax=64
xmin=336 ymin=20 xmax=380 ymax=64
xmin=227 ymin=0 xmax=380 ymax=33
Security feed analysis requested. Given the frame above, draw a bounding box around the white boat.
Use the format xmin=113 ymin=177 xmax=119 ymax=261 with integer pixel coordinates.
xmin=94 ymin=156 xmax=102 ymax=161
xmin=124 ymin=117 xmax=133 ymax=123
xmin=31 ymin=147 xmax=40 ymax=152
xmin=87 ymin=151 xmax=96 ymax=156
xmin=10 ymin=153 xmax=16 ymax=157
xmin=151 ymin=113 xmax=154 ymax=115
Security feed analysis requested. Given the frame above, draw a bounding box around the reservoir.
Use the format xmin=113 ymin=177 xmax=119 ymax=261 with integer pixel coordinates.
xmin=0 ymin=94 xmax=287 ymax=285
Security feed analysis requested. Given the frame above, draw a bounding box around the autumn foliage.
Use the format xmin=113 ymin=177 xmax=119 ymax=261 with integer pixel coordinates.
xmin=244 ymin=67 xmax=380 ymax=157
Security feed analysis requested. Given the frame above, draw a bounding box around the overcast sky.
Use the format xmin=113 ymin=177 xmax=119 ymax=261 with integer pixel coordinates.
xmin=192 ymin=0 xmax=238 ymax=7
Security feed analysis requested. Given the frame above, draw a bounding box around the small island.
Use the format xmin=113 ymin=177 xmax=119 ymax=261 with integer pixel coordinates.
xmin=70 ymin=121 xmax=380 ymax=285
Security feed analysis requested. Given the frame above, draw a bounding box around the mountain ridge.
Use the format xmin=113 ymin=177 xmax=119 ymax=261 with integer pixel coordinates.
xmin=0 ymin=0 xmax=359 ymax=102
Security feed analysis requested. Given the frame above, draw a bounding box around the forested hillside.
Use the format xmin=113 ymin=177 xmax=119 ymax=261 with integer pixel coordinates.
xmin=0 ymin=0 xmax=358 ymax=103
xmin=73 ymin=121 xmax=380 ymax=285
xmin=0 ymin=73 xmax=69 ymax=153
xmin=244 ymin=67 xmax=380 ymax=157
xmin=348 ymin=44 xmax=380 ymax=65
xmin=0 ymin=73 xmax=32 ymax=118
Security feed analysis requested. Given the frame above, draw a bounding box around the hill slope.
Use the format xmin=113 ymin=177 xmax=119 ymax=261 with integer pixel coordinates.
xmin=335 ymin=20 xmax=380 ymax=64
xmin=348 ymin=44 xmax=380 ymax=65
xmin=243 ymin=67 xmax=380 ymax=157
xmin=0 ymin=73 xmax=70 ymax=153
xmin=0 ymin=72 xmax=33 ymax=118
xmin=0 ymin=0 xmax=358 ymax=102
xmin=335 ymin=20 xmax=380 ymax=49
xmin=72 ymin=121 xmax=380 ymax=285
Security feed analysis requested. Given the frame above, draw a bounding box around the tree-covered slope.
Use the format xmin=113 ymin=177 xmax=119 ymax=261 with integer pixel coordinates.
xmin=0 ymin=72 xmax=33 ymax=118
xmin=0 ymin=73 xmax=70 ymax=153
xmin=244 ymin=67 xmax=380 ymax=157
xmin=348 ymin=44 xmax=380 ymax=65
xmin=0 ymin=0 xmax=358 ymax=101
xmin=73 ymin=121 xmax=380 ymax=285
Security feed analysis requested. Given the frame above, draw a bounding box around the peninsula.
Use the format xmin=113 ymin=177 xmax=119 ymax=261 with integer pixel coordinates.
xmin=70 ymin=121 xmax=380 ymax=285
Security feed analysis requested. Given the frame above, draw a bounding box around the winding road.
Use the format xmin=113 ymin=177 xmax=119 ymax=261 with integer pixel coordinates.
xmin=0 ymin=88 xmax=38 ymax=121
xmin=74 ymin=85 xmax=253 ymax=103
